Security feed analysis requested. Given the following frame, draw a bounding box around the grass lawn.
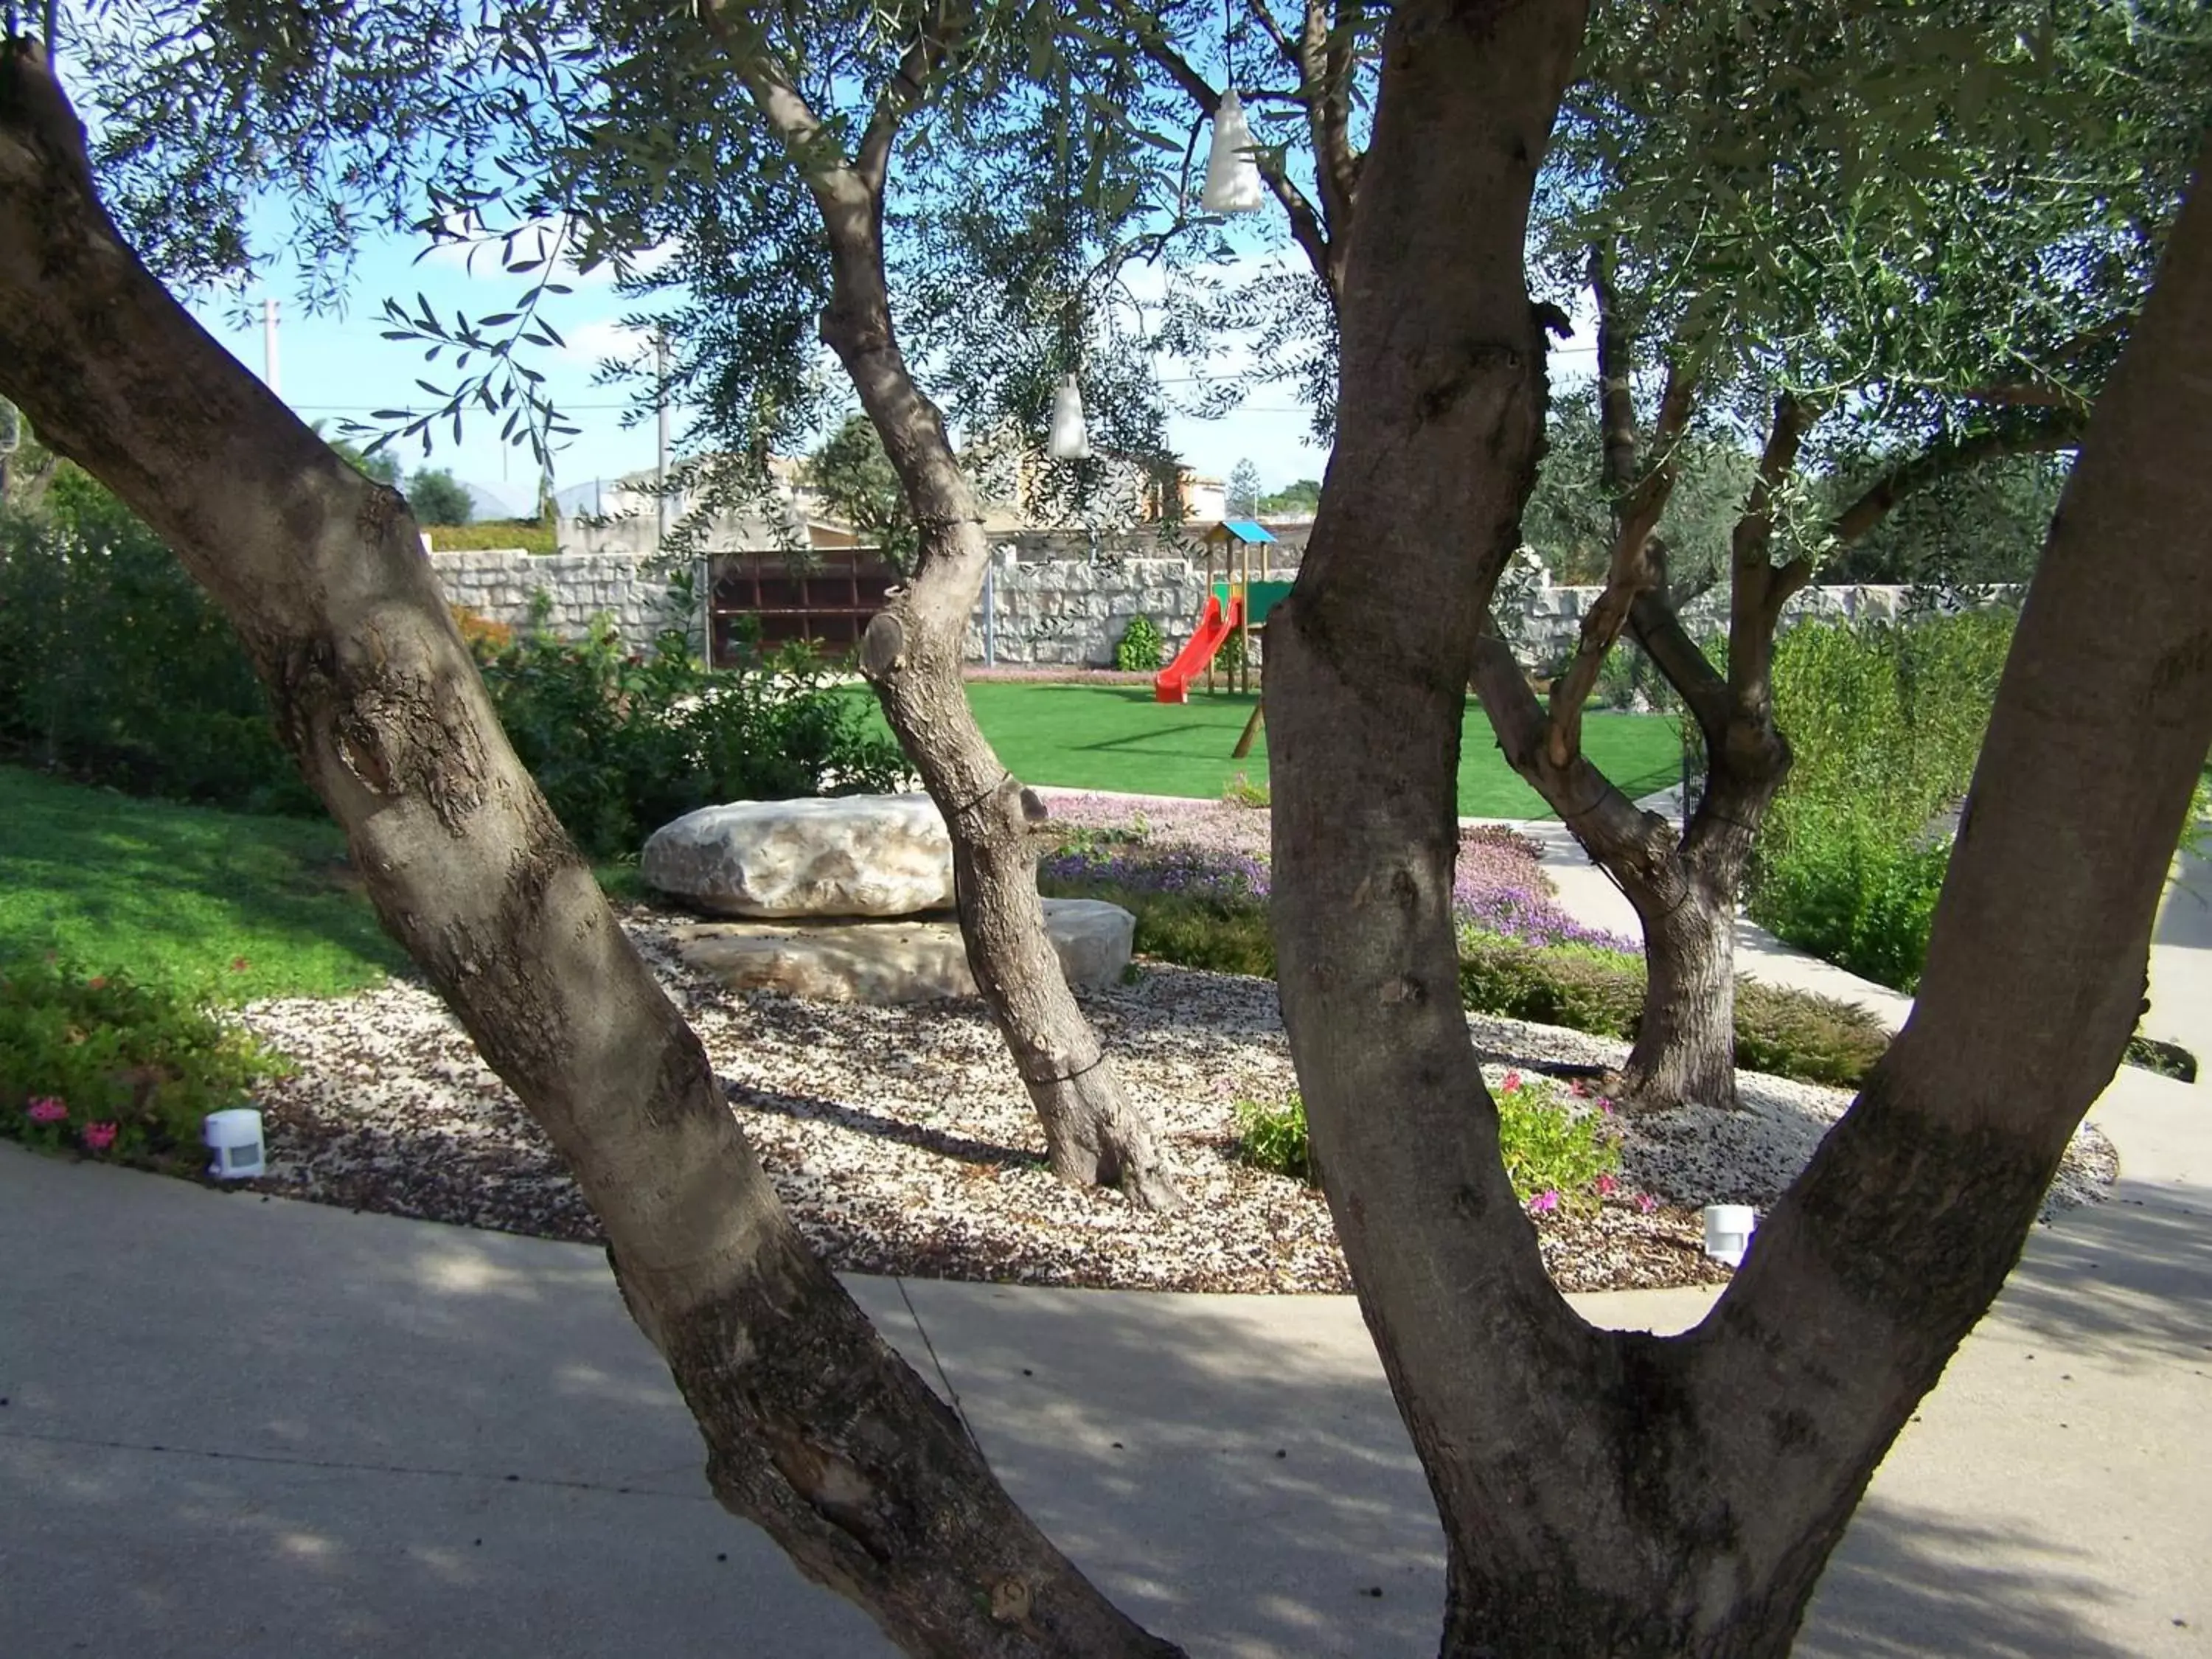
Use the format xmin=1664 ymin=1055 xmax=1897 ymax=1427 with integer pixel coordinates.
xmin=0 ymin=765 xmax=407 ymax=1001
xmin=907 ymin=681 xmax=1682 ymax=817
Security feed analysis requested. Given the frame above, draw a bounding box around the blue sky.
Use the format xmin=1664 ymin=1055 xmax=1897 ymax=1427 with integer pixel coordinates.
xmin=181 ymin=223 xmax=1362 ymax=515
xmin=186 ymin=218 xmax=1604 ymax=513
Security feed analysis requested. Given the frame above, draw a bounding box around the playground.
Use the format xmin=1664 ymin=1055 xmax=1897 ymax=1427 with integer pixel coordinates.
xmin=939 ymin=681 xmax=1681 ymax=815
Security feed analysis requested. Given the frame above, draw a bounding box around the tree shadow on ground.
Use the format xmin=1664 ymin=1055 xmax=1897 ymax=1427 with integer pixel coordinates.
xmin=1800 ymin=1500 xmax=2137 ymax=1658
xmin=6 ymin=1144 xmax=2183 ymax=1659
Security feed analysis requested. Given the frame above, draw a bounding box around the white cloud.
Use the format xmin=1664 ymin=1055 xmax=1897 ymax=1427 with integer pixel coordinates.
xmin=557 ymin=316 xmax=655 ymax=366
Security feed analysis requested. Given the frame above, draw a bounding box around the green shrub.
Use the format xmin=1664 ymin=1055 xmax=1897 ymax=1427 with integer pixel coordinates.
xmin=1456 ymin=933 xmax=1644 ymax=1040
xmin=421 ymin=521 xmax=557 ymax=554
xmin=1234 ymin=1094 xmax=1314 ymax=1183
xmin=1457 ymin=930 xmax=1892 ymax=1090
xmin=1114 ymin=613 xmax=1164 ymax=672
xmin=1034 ymin=880 xmax=1277 ymax=978
xmin=1749 ymin=612 xmax=2015 ymax=991
xmin=1731 ymin=979 xmax=1894 ymax=1090
xmin=0 ymin=487 xmax=316 ymax=815
xmin=1 ymin=956 xmax=291 ymax=1170
xmin=471 ymin=616 xmax=911 ymax=861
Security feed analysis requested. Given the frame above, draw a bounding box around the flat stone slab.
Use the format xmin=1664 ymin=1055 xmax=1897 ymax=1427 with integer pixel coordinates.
xmin=642 ymin=794 xmax=953 ymax=919
xmin=672 ymin=899 xmax=1135 ymax=1004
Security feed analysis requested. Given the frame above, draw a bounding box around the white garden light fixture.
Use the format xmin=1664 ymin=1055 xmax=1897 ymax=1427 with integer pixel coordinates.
xmin=1200 ymin=89 xmax=1265 ymax=215
xmin=1046 ymin=372 xmax=1091 ymax=460
xmin=1702 ymin=1203 xmax=1757 ymax=1267
xmin=204 ymin=1107 xmax=267 ymax=1180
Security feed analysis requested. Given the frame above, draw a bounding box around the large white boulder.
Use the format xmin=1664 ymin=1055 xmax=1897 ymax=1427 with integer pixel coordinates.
xmin=671 ymin=898 xmax=1135 ymax=1004
xmin=643 ymin=794 xmax=954 ymax=918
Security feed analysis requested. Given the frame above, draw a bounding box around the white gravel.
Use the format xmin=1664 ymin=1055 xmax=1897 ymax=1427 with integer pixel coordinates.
xmin=228 ymin=902 xmax=2113 ymax=1295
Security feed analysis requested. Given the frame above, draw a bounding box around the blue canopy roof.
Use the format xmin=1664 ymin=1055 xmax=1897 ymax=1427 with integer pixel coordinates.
xmin=1209 ymin=518 xmax=1278 ymax=545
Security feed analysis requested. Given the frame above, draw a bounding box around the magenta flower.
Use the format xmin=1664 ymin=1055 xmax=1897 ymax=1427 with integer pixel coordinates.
xmin=1527 ymin=1189 xmax=1561 ymax=1214
xmin=1501 ymin=1070 xmax=1523 ymax=1093
xmin=1595 ymin=1173 xmax=1619 ymax=1198
xmin=1597 ymin=1096 xmax=1616 ymax=1116
xmin=81 ymin=1121 xmax=119 ymax=1152
xmin=25 ymin=1097 xmax=68 ymax=1125
xmin=1568 ymin=1079 xmax=1588 ymax=1097
xmin=1636 ymin=1192 xmax=1660 ymax=1215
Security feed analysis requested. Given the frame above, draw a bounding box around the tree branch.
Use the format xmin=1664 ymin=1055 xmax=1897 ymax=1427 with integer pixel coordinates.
xmin=1829 ymin=411 xmax=2090 ymax=547
xmin=1543 ymin=260 xmax=1702 ymax=767
xmin=697 ymin=3 xmax=869 ymax=218
xmin=1725 ymin=392 xmax=1813 ymax=707
xmin=1299 ymin=0 xmax=1360 ymax=239
xmin=855 ymin=0 xmax=974 ymax=195
xmin=1125 ymin=21 xmax=1338 ymax=293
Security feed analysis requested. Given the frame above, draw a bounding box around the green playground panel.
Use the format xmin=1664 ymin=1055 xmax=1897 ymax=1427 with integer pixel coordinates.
xmin=1211 ymin=579 xmax=1294 ymax=627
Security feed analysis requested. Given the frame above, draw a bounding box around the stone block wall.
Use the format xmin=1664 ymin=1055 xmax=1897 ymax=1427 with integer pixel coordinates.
xmin=426 ymin=543 xmax=2002 ymax=672
xmin=428 ymin=549 xmax=697 ymax=653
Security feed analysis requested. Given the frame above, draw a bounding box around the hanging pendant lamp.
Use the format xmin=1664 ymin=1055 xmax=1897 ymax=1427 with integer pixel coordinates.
xmin=1200 ymin=89 xmax=1265 ymax=215
xmin=1047 ymin=372 xmax=1091 ymax=461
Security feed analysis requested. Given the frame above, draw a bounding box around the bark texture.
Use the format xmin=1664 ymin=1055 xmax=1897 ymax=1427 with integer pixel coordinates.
xmin=710 ymin=5 xmax=1180 ymax=1209
xmin=1271 ymin=7 xmax=2212 ymax=1646
xmin=0 ymin=40 xmax=1179 ymax=1658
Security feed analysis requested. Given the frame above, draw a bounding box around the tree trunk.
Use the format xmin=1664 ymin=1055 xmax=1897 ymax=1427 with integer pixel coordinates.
xmin=810 ymin=193 xmax=1179 ymax=1210
xmin=1613 ymin=728 xmax=1790 ymax=1111
xmin=1274 ymin=7 xmax=2211 ymax=1651
xmin=0 ymin=40 xmax=1180 ymax=1658
xmin=854 ymin=518 xmax=1181 ymax=1208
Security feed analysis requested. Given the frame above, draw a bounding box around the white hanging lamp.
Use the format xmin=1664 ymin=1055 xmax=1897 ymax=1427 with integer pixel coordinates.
xmin=1047 ymin=372 xmax=1091 ymax=461
xmin=1200 ymin=89 xmax=1265 ymax=215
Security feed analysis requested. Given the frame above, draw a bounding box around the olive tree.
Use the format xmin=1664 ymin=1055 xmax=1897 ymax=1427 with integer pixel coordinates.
xmin=4 ymin=8 xmax=2211 ymax=1655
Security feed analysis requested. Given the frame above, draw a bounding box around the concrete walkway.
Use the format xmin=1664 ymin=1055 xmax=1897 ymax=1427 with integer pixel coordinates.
xmin=2 ymin=834 xmax=2207 ymax=1656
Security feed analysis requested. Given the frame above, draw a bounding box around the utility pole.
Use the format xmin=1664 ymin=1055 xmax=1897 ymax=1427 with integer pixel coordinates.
xmin=654 ymin=327 xmax=671 ymax=546
xmin=262 ymin=298 xmax=281 ymax=396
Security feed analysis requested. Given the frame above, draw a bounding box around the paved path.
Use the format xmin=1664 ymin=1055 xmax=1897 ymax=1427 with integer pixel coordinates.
xmin=2 ymin=828 xmax=2206 ymax=1657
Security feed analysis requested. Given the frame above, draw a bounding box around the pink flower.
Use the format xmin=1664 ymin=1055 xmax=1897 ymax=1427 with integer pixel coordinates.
xmin=1597 ymin=1096 xmax=1616 ymax=1116
xmin=1501 ymin=1070 xmax=1523 ymax=1093
xmin=1527 ymin=1189 xmax=1560 ymax=1214
xmin=25 ymin=1097 xmax=68 ymax=1124
xmin=81 ymin=1121 xmax=118 ymax=1152
xmin=1636 ymin=1192 xmax=1659 ymax=1214
xmin=1568 ymin=1079 xmax=1589 ymax=1097
xmin=1596 ymin=1173 xmax=1619 ymax=1197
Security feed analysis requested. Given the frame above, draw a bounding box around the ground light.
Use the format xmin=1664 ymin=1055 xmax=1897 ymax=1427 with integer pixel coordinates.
xmin=204 ymin=1108 xmax=266 ymax=1180
xmin=1703 ymin=1203 xmax=1756 ymax=1267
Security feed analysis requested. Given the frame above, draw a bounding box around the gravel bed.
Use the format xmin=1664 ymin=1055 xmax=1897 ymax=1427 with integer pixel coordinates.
xmin=229 ymin=902 xmax=2113 ymax=1296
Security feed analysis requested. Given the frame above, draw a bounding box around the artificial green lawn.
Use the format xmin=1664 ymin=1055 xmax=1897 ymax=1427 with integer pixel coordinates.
xmin=0 ymin=765 xmax=406 ymax=1001
xmin=906 ymin=681 xmax=1682 ymax=817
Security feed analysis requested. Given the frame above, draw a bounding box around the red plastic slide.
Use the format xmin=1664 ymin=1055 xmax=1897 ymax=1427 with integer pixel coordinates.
xmin=1154 ymin=591 xmax=1245 ymax=703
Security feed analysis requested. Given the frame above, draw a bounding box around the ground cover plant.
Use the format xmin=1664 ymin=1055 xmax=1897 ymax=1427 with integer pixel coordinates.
xmin=1036 ymin=791 xmax=1893 ymax=1092
xmin=1 ymin=953 xmax=291 ymax=1172
xmin=900 ymin=681 xmax=1682 ymax=814
xmin=1234 ymin=1070 xmax=1632 ymax=1217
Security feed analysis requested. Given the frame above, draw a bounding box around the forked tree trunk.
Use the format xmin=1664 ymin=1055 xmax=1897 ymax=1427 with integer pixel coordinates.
xmin=1274 ymin=7 xmax=2211 ymax=1652
xmin=0 ymin=41 xmax=1180 ymax=1658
